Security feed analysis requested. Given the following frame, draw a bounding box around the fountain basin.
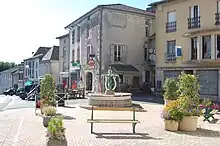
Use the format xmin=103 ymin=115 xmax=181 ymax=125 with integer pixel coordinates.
xmin=88 ymin=92 xmax=132 ymax=107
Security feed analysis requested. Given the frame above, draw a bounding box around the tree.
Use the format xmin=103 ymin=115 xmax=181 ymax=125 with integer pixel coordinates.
xmin=0 ymin=61 xmax=16 ymax=72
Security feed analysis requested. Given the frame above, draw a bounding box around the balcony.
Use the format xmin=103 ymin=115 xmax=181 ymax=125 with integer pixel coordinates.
xmin=215 ymin=13 xmax=220 ymax=25
xmin=165 ymin=53 xmax=176 ymax=62
xmin=188 ymin=16 xmax=200 ymax=29
xmin=166 ymin=21 xmax=176 ymax=33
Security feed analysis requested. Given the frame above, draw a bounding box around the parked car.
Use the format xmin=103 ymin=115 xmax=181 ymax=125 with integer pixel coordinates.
xmin=16 ymin=87 xmax=25 ymax=96
xmin=16 ymin=87 xmax=27 ymax=100
xmin=3 ymin=88 xmax=16 ymax=96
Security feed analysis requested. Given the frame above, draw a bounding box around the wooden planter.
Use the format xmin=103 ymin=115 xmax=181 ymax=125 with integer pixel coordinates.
xmin=164 ymin=120 xmax=179 ymax=131
xmin=179 ymin=116 xmax=198 ymax=131
xmin=47 ymin=138 xmax=67 ymax=146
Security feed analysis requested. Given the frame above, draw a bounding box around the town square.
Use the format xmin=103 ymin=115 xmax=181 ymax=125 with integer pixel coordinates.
xmin=1 ymin=0 xmax=220 ymax=146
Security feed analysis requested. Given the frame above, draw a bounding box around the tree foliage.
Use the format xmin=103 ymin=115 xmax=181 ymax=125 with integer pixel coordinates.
xmin=40 ymin=74 xmax=56 ymax=106
xmin=0 ymin=61 xmax=16 ymax=72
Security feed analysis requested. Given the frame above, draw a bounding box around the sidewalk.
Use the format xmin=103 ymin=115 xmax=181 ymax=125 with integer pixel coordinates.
xmin=0 ymin=103 xmax=220 ymax=146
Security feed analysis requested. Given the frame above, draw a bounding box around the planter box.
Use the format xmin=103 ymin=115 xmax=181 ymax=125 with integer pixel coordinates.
xmin=179 ymin=116 xmax=198 ymax=131
xmin=43 ymin=116 xmax=52 ymax=127
xmin=164 ymin=120 xmax=179 ymax=131
xmin=47 ymin=139 xmax=67 ymax=146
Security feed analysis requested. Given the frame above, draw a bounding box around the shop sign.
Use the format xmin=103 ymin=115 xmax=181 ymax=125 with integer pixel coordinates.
xmin=70 ymin=62 xmax=81 ymax=72
xmin=60 ymin=72 xmax=69 ymax=78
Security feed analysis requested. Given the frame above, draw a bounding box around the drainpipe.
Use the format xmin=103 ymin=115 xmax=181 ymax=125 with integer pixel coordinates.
xmin=99 ymin=8 xmax=103 ymax=92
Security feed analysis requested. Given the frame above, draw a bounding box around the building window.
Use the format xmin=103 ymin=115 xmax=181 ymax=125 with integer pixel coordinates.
xmin=87 ymin=45 xmax=92 ymax=61
xmin=72 ymin=49 xmax=75 ymax=62
xmin=165 ymin=40 xmax=176 ymax=62
xmin=72 ymin=30 xmax=75 ymax=44
xmin=215 ymin=1 xmax=220 ymax=25
xmin=114 ymin=45 xmax=122 ymax=62
xmin=166 ymin=11 xmax=176 ymax=32
xmin=77 ymin=26 xmax=80 ymax=42
xmin=64 ymin=39 xmax=66 ymax=44
xmin=77 ymin=47 xmax=80 ymax=62
xmin=145 ymin=71 xmax=150 ymax=82
xmin=86 ymin=23 xmax=90 ymax=38
xmin=191 ymin=37 xmax=197 ymax=60
xmin=188 ymin=5 xmax=200 ymax=29
xmin=144 ymin=48 xmax=148 ymax=60
xmin=63 ymin=47 xmax=67 ymax=58
xmin=202 ymin=35 xmax=211 ymax=59
xmin=216 ymin=35 xmax=220 ymax=59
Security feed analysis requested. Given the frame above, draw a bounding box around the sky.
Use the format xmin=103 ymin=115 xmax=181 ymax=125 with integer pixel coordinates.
xmin=0 ymin=0 xmax=156 ymax=64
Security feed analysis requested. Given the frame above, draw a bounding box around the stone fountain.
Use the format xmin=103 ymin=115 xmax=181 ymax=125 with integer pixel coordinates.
xmin=88 ymin=67 xmax=132 ymax=107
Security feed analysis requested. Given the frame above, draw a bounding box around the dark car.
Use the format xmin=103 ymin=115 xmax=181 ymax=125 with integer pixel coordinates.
xmin=16 ymin=87 xmax=27 ymax=100
xmin=3 ymin=88 xmax=16 ymax=96
xmin=16 ymin=87 xmax=25 ymax=96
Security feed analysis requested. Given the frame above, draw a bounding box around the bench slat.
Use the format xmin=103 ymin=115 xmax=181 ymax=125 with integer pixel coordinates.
xmin=87 ymin=119 xmax=140 ymax=123
xmin=89 ymin=107 xmax=139 ymax=111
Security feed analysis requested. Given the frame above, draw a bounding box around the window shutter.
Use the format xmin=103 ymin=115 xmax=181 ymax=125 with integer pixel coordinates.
xmin=122 ymin=45 xmax=127 ymax=63
xmin=110 ymin=44 xmax=115 ymax=63
xmin=91 ymin=45 xmax=94 ymax=54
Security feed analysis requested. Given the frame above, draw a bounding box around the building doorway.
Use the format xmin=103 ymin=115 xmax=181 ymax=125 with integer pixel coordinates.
xmin=86 ymin=72 xmax=93 ymax=91
xmin=133 ymin=76 xmax=140 ymax=88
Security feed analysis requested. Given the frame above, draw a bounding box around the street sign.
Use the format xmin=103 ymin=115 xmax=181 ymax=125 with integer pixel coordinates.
xmin=175 ymin=46 xmax=182 ymax=57
xmin=60 ymin=72 xmax=69 ymax=78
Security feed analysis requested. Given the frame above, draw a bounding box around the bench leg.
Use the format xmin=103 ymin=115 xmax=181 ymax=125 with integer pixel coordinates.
xmin=132 ymin=123 xmax=136 ymax=134
xmin=91 ymin=123 xmax=93 ymax=134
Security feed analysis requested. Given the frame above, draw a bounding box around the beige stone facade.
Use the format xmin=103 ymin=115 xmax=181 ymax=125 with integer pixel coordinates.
xmin=150 ymin=0 xmax=220 ymax=101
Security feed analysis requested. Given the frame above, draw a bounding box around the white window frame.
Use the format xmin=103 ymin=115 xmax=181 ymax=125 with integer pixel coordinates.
xmin=218 ymin=1 xmax=220 ymax=13
xmin=114 ymin=45 xmax=122 ymax=62
xmin=189 ymin=5 xmax=200 ymax=18
xmin=167 ymin=11 xmax=176 ymax=22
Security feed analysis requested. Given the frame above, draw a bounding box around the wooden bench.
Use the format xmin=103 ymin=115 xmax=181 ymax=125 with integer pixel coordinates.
xmin=87 ymin=106 xmax=140 ymax=134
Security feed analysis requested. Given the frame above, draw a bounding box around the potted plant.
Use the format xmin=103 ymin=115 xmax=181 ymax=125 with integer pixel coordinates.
xmin=40 ymin=74 xmax=57 ymax=108
xmin=177 ymin=73 xmax=201 ymax=131
xmin=162 ymin=100 xmax=183 ymax=131
xmin=47 ymin=117 xmax=67 ymax=146
xmin=42 ymin=106 xmax=57 ymax=127
xmin=163 ymin=77 xmax=179 ymax=105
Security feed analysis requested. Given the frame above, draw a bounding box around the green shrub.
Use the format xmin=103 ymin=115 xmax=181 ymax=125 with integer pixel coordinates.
xmin=47 ymin=117 xmax=65 ymax=140
xmin=163 ymin=78 xmax=179 ymax=100
xmin=177 ymin=72 xmax=200 ymax=104
xmin=40 ymin=74 xmax=56 ymax=106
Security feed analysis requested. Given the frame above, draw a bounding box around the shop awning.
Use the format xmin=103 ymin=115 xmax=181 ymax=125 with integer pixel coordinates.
xmin=24 ymin=80 xmax=33 ymax=86
xmin=110 ymin=64 xmax=139 ymax=72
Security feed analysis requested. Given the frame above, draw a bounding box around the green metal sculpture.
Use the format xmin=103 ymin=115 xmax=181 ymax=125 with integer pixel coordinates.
xmin=104 ymin=67 xmax=120 ymax=94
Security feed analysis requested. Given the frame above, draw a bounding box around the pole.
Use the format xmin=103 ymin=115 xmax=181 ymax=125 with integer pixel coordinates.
xmin=99 ymin=8 xmax=103 ymax=92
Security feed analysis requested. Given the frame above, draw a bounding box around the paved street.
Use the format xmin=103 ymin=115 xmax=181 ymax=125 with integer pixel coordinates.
xmin=0 ymin=98 xmax=220 ymax=146
xmin=0 ymin=95 xmax=34 ymax=111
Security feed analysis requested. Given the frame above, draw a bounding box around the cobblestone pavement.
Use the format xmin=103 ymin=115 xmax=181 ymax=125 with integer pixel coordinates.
xmin=0 ymin=101 xmax=220 ymax=146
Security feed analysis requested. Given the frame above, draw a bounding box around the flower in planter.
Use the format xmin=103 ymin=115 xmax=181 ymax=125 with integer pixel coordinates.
xmin=42 ymin=106 xmax=57 ymax=116
xmin=161 ymin=100 xmax=183 ymax=121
